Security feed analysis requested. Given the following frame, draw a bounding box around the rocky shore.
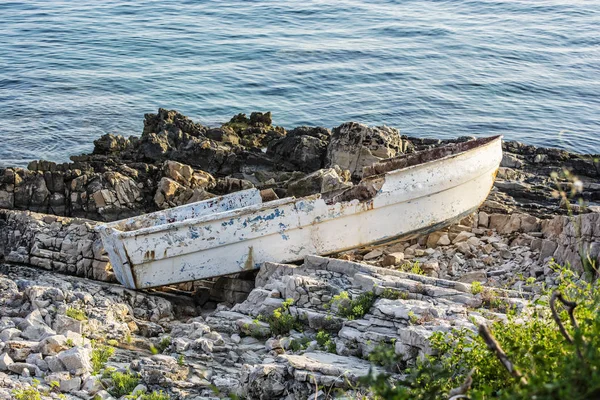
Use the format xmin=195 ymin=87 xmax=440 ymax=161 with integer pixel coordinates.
xmin=0 ymin=110 xmax=599 ymax=399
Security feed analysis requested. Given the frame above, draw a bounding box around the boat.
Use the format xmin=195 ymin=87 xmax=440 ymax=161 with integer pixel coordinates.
xmin=97 ymin=135 xmax=503 ymax=289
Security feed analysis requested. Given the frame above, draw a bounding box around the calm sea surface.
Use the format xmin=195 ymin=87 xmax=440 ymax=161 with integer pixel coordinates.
xmin=0 ymin=0 xmax=598 ymax=167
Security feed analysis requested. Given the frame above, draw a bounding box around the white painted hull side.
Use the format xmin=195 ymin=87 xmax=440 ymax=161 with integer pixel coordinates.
xmin=98 ymin=137 xmax=502 ymax=289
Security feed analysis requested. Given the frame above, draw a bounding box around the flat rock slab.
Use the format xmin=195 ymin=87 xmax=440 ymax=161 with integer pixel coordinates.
xmin=278 ymin=351 xmax=375 ymax=379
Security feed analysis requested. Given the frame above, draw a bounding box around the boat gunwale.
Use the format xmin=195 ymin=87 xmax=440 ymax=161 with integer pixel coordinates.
xmin=99 ymin=135 xmax=502 ymax=240
xmin=358 ymin=134 xmax=502 ymax=184
xmin=99 ymin=187 xmax=263 ymax=231
xmin=127 ymin=163 xmax=501 ymax=268
xmin=106 ymin=194 xmax=321 ymax=239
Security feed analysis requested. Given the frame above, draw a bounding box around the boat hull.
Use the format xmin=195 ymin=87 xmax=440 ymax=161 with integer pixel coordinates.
xmin=98 ymin=136 xmax=502 ymax=289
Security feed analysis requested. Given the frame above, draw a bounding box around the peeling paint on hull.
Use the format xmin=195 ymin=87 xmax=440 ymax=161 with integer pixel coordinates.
xmin=98 ymin=136 xmax=503 ymax=289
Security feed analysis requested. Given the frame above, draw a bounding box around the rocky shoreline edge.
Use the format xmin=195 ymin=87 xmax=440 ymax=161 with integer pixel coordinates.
xmin=0 ymin=110 xmax=599 ymax=399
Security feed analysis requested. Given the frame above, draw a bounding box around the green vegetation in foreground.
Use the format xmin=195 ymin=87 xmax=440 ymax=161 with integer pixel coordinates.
xmin=108 ymin=370 xmax=140 ymax=397
xmin=91 ymin=342 xmax=115 ymax=374
xmin=316 ymin=330 xmax=337 ymax=353
xmin=127 ymin=390 xmax=170 ymax=400
xmin=12 ymin=379 xmax=66 ymax=400
xmin=150 ymin=336 xmax=172 ymax=354
xmin=266 ymin=298 xmax=302 ymax=336
xmin=361 ymin=263 xmax=600 ymax=400
xmin=398 ymin=260 xmax=425 ymax=275
xmin=329 ymin=291 xmax=377 ymax=320
xmin=12 ymin=384 xmax=42 ymax=400
xmin=471 ymin=280 xmax=483 ymax=295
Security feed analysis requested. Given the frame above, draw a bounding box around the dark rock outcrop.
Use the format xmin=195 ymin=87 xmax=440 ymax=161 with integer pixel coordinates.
xmin=0 ymin=108 xmax=598 ymax=225
xmin=325 ymin=123 xmax=405 ymax=179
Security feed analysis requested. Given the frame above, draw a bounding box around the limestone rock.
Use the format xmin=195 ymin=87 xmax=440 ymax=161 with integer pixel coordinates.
xmin=287 ymin=167 xmax=352 ymax=197
xmin=381 ymin=252 xmax=405 ymax=267
xmin=326 ymin=122 xmax=403 ymax=179
xmin=0 ymin=353 xmax=13 ymax=371
xmin=459 ymin=271 xmax=487 ymax=284
xmin=56 ymin=346 xmax=92 ymax=375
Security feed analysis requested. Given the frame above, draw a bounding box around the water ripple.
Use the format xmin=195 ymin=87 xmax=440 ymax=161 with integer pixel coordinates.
xmin=0 ymin=0 xmax=598 ymax=167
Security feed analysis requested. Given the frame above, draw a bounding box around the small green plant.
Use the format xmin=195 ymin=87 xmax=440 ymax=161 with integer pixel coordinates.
xmin=91 ymin=343 xmax=115 ymax=374
xmin=156 ymin=336 xmax=171 ymax=353
xmin=265 ymin=298 xmax=301 ymax=336
xmin=107 ymin=339 xmax=119 ymax=347
xmin=316 ymin=330 xmax=337 ymax=353
xmin=66 ymin=307 xmax=87 ymax=321
xmin=471 ymin=281 xmax=483 ymax=295
xmin=140 ymin=391 xmax=170 ymax=400
xmin=65 ymin=338 xmax=75 ymax=347
xmin=49 ymin=381 xmax=60 ymax=391
xmin=525 ymin=277 xmax=536 ymax=285
xmin=149 ymin=344 xmax=159 ymax=355
xmin=381 ymin=287 xmax=408 ymax=300
xmin=108 ymin=370 xmax=140 ymax=397
xmin=480 ymin=287 xmax=511 ymax=311
xmin=407 ymin=311 xmax=419 ymax=325
xmin=289 ymin=336 xmax=311 ymax=352
xmin=330 ymin=291 xmax=376 ymax=320
xmin=127 ymin=390 xmax=171 ymax=400
xmin=12 ymin=386 xmax=42 ymax=400
xmin=398 ymin=260 xmax=425 ymax=275
xmin=125 ymin=333 xmax=133 ymax=344
xmin=177 ymin=354 xmax=185 ymax=366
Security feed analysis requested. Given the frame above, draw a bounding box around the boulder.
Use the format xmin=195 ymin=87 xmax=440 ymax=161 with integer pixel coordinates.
xmin=4 ymin=341 xmax=38 ymax=361
xmin=20 ymin=309 xmax=56 ymax=341
xmin=37 ymin=335 xmax=68 ymax=356
xmin=287 ymin=167 xmax=352 ymax=198
xmin=381 ymin=252 xmax=405 ymax=267
xmin=56 ymin=346 xmax=92 ymax=375
xmin=0 ymin=328 xmax=20 ymax=342
xmin=0 ymin=353 xmax=13 ymax=371
xmin=326 ymin=122 xmax=403 ymax=179
xmin=267 ymin=127 xmax=330 ymax=172
xmin=459 ymin=271 xmax=487 ymax=284
xmin=93 ymin=134 xmax=131 ymax=155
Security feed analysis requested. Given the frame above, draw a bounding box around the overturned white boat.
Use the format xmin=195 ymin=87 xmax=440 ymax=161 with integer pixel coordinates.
xmin=98 ymin=136 xmax=502 ymax=289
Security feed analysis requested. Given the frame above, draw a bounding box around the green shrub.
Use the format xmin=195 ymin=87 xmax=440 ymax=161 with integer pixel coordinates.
xmin=316 ymin=330 xmax=336 ymax=353
xmin=289 ymin=336 xmax=311 ymax=352
xmin=108 ymin=370 xmax=140 ymax=397
xmin=12 ymin=387 xmax=42 ymax=400
xmin=407 ymin=311 xmax=419 ymax=325
xmin=91 ymin=343 xmax=115 ymax=374
xmin=471 ymin=281 xmax=483 ymax=295
xmin=265 ymin=298 xmax=301 ymax=336
xmin=66 ymin=307 xmax=87 ymax=321
xmin=141 ymin=391 xmax=170 ymax=400
xmin=380 ymin=287 xmax=408 ymax=300
xmin=369 ymin=341 xmax=401 ymax=372
xmin=398 ymin=260 xmax=425 ymax=275
xmin=153 ymin=336 xmax=171 ymax=353
xmin=127 ymin=390 xmax=170 ymax=400
xmin=330 ymin=291 xmax=376 ymax=320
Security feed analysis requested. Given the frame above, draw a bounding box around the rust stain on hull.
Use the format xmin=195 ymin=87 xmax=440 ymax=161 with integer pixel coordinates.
xmin=244 ymin=246 xmax=254 ymax=270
